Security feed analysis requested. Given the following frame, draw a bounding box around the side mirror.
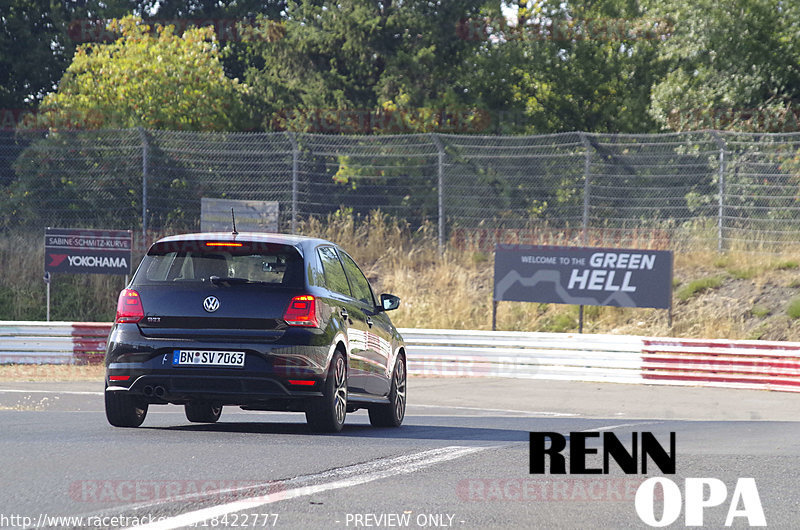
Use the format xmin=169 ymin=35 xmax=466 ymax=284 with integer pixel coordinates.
xmin=379 ymin=293 xmax=400 ymax=312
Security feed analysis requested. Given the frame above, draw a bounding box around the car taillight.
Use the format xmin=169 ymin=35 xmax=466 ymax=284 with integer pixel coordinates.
xmin=116 ymin=289 xmax=144 ymax=323
xmin=284 ymin=295 xmax=318 ymax=327
xmin=288 ymin=379 xmax=316 ymax=386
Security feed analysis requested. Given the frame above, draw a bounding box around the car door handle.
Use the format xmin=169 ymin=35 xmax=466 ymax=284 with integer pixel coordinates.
xmin=366 ymin=317 xmax=373 ymax=327
xmin=340 ymin=309 xmax=349 ymax=320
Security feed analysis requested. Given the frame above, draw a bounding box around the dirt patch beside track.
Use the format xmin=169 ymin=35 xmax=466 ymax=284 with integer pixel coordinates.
xmin=0 ymin=363 xmax=104 ymax=382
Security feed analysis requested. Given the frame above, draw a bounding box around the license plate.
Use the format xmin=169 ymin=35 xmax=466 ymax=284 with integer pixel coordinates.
xmin=172 ymin=350 xmax=245 ymax=368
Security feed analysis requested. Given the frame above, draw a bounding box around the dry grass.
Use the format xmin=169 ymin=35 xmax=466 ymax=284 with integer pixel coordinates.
xmin=298 ymin=212 xmax=800 ymax=339
xmin=4 ymin=211 xmax=800 ymax=343
xmin=8 ymin=213 xmax=800 ymax=382
xmin=297 ymin=211 xmax=496 ymax=329
xmin=0 ymin=364 xmax=104 ymax=382
xmin=0 ymin=232 xmax=125 ymax=322
xmin=300 ymin=212 xmax=667 ymax=333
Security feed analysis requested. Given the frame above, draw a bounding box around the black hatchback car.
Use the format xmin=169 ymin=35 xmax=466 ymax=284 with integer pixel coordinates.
xmin=104 ymin=232 xmax=406 ymax=432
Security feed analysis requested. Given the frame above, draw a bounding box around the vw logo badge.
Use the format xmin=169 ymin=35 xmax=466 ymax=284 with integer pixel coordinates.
xmin=203 ymin=296 xmax=220 ymax=313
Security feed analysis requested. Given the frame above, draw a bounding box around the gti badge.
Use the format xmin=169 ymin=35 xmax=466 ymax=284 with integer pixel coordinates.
xmin=203 ymin=296 xmax=220 ymax=313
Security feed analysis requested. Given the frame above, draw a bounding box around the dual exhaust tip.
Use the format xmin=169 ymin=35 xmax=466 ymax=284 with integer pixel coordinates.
xmin=143 ymin=385 xmax=166 ymax=398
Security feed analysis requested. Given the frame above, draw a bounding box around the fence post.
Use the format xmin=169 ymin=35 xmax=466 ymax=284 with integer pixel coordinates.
xmin=288 ymin=133 xmax=299 ymax=234
xmin=431 ymin=133 xmax=445 ymax=253
xmin=579 ymin=132 xmax=592 ymax=245
xmin=137 ymin=127 xmax=148 ymax=246
xmin=711 ymin=131 xmax=726 ymax=252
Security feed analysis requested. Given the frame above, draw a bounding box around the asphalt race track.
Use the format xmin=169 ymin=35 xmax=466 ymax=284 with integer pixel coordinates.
xmin=1 ymin=378 xmax=798 ymax=529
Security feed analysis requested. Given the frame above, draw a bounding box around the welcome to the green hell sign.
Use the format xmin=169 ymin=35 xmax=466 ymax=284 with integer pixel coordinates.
xmin=494 ymin=245 xmax=673 ymax=310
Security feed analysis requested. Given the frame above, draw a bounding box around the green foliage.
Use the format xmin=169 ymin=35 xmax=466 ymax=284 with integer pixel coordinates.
xmin=471 ymin=252 xmax=489 ymax=266
xmin=0 ymin=234 xmax=124 ymax=321
xmin=676 ymin=275 xmax=725 ymax=301
xmin=727 ymin=267 xmax=759 ymax=280
xmin=787 ymin=298 xmax=800 ymax=319
xmin=6 ymin=0 xmax=800 ymax=138
xmin=750 ymin=305 xmax=770 ymax=318
xmin=746 ymin=323 xmax=768 ymax=340
xmin=135 ymin=0 xmax=283 ymax=19
xmin=487 ymin=0 xmax=665 ymax=133
xmin=240 ymin=0 xmax=489 ymax=133
xmin=646 ymin=0 xmax=800 ymax=132
xmin=4 ymin=130 xmax=144 ymax=229
xmin=38 ymin=16 xmax=250 ymax=131
xmin=0 ymin=0 xmax=137 ymax=109
xmin=775 ymin=260 xmax=799 ymax=271
xmin=539 ymin=312 xmax=578 ymax=333
xmin=713 ymin=256 xmax=731 ymax=268
xmin=583 ymin=305 xmax=602 ymax=319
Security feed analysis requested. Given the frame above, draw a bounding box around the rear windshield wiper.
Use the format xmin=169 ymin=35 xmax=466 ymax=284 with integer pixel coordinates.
xmin=208 ymin=276 xmax=269 ymax=286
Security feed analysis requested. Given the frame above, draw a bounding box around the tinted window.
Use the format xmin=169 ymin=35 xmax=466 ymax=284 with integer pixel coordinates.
xmin=339 ymin=251 xmax=375 ymax=306
xmin=134 ymin=242 xmax=304 ymax=288
xmin=318 ymin=246 xmax=351 ymax=297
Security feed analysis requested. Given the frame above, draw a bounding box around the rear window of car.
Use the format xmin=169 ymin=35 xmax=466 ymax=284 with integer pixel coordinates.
xmin=133 ymin=241 xmax=304 ymax=288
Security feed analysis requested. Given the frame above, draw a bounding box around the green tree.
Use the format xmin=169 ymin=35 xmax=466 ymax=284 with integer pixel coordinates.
xmin=0 ymin=1 xmax=285 ymax=111
xmin=239 ymin=0 xmax=488 ymax=133
xmin=37 ymin=15 xmax=250 ymax=131
xmin=131 ymin=0 xmax=287 ymax=99
xmin=485 ymin=0 xmax=668 ymax=134
xmin=0 ymin=0 xmax=137 ymax=110
xmin=135 ymin=0 xmax=285 ymax=19
xmin=646 ymin=0 xmax=800 ymax=131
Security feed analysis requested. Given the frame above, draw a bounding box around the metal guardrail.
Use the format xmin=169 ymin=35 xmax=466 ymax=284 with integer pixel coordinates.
xmin=398 ymin=328 xmax=644 ymax=384
xmin=1 ymin=322 xmax=799 ymax=393
xmin=642 ymin=338 xmax=800 ymax=393
xmin=0 ymin=321 xmax=109 ymax=364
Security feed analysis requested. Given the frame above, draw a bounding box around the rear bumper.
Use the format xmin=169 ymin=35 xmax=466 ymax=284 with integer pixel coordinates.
xmin=107 ymin=374 xmax=323 ymax=406
xmin=105 ymin=323 xmax=330 ymax=406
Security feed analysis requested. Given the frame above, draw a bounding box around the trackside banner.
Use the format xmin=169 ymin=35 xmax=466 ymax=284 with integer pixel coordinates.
xmin=494 ymin=245 xmax=673 ymax=309
xmin=45 ymin=228 xmax=132 ymax=275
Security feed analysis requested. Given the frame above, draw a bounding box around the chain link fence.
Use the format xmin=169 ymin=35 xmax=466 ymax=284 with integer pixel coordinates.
xmin=2 ymin=129 xmax=800 ymax=252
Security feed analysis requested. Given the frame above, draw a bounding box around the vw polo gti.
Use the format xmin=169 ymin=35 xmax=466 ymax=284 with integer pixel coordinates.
xmin=104 ymin=232 xmax=406 ymax=433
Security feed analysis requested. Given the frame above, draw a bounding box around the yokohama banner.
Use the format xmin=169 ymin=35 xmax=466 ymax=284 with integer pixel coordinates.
xmin=494 ymin=245 xmax=673 ymax=309
xmin=45 ymin=228 xmax=132 ymax=275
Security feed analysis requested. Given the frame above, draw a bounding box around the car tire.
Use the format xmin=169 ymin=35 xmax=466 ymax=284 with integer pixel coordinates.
xmin=306 ymin=350 xmax=347 ymax=433
xmin=368 ymin=355 xmax=406 ymax=428
xmin=105 ymin=388 xmax=148 ymax=428
xmin=185 ymin=402 xmax=222 ymax=423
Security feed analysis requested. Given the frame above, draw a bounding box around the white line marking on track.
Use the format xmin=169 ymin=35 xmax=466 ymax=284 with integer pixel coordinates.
xmin=122 ymin=446 xmax=490 ymax=530
xmin=580 ymin=421 xmax=663 ymax=432
xmin=0 ymin=390 xmax=577 ymax=416
xmin=411 ymin=403 xmax=577 ymax=417
xmin=0 ymin=388 xmax=103 ymax=396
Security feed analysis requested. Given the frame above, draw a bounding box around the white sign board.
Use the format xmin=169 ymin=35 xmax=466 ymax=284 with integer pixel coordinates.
xmin=201 ymin=198 xmax=279 ymax=233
